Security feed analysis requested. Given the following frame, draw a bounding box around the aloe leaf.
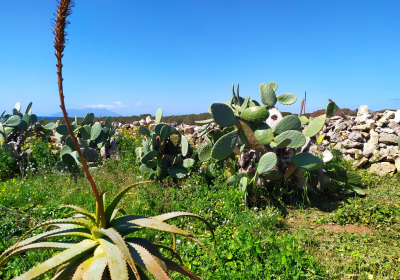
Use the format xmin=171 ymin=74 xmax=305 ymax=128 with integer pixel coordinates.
xmin=0 ymin=242 xmax=75 ymax=267
xmin=14 ymin=240 xmax=98 ymax=280
xmin=126 ymin=242 xmax=170 ymax=279
xmin=151 ymin=211 xmax=216 ymax=250
xmin=105 ymin=181 xmax=153 ymax=222
xmin=52 ymin=257 xmax=83 ymax=280
xmin=94 ymin=228 xmax=141 ymax=279
xmin=96 ymin=238 xmax=129 ymax=280
xmin=110 ymin=208 xmax=127 ymax=222
xmin=61 ymin=205 xmax=97 ymax=225
xmin=162 ymin=257 xmax=201 ymax=280
xmin=71 ymin=255 xmax=93 ymax=279
xmin=86 ymin=249 xmax=108 ymax=280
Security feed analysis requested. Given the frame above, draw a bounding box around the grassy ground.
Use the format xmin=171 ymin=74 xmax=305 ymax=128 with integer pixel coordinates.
xmin=0 ymin=130 xmax=399 ymax=279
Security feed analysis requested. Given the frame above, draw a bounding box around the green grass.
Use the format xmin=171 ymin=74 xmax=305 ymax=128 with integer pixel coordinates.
xmin=0 ymin=131 xmax=399 ymax=279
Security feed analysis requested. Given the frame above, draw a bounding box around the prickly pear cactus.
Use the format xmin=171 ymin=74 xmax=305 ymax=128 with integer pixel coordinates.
xmin=198 ymin=81 xmax=332 ymax=202
xmin=137 ymin=108 xmax=194 ymax=180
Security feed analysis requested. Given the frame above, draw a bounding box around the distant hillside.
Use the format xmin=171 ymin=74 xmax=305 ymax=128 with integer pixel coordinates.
xmin=51 ymin=108 xmax=121 ymax=118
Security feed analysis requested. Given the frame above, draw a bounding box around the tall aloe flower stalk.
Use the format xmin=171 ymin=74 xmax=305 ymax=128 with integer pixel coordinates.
xmin=0 ymin=1 xmax=216 ymax=279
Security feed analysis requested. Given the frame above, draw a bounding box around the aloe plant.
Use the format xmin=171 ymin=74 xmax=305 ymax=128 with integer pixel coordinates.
xmin=136 ymin=108 xmax=195 ymax=180
xmin=0 ymin=1 xmax=216 ymax=278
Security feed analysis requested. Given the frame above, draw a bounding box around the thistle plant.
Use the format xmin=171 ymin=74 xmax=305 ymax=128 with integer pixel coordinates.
xmin=0 ymin=1 xmax=216 ymax=279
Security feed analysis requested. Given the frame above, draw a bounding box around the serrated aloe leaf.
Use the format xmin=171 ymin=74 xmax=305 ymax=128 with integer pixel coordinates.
xmin=182 ymin=158 xmax=195 ymax=168
xmin=155 ymin=108 xmax=163 ymax=124
xmin=14 ymin=240 xmax=98 ymax=280
xmin=299 ymin=115 xmax=309 ymax=125
xmin=274 ymin=115 xmax=301 ymax=135
xmin=3 ymin=115 xmax=21 ymax=127
xmin=195 ymin=118 xmax=214 ymax=124
xmin=90 ymin=122 xmax=102 ymax=140
xmin=211 ymin=130 xmax=238 ymax=160
xmin=262 ymin=169 xmax=284 ymax=180
xmin=259 ymin=82 xmax=277 ymax=107
xmin=105 ymin=117 xmax=112 ymax=128
xmin=95 ymin=228 xmax=141 ymax=279
xmin=96 ymin=238 xmax=129 ymax=280
xmin=277 ymin=93 xmax=297 ymax=105
xmin=274 ymin=130 xmax=306 ymax=148
xmin=169 ymin=165 xmax=187 ymax=179
xmin=14 ymin=102 xmax=21 ymax=112
xmin=181 ymin=135 xmax=189 ymax=157
xmin=292 ymin=153 xmax=323 ymax=171
xmin=126 ymin=243 xmax=169 ymax=279
xmin=257 ymin=152 xmax=277 ymax=176
xmin=325 ymin=101 xmax=338 ymax=116
xmin=141 ymin=150 xmax=158 ymax=164
xmin=85 ymin=249 xmax=107 ymax=280
xmin=304 ymin=114 xmax=326 ymax=137
xmin=254 ymin=122 xmax=274 ymax=145
xmin=198 ymin=142 xmax=212 ymax=162
xmin=210 ymin=103 xmax=236 ymax=127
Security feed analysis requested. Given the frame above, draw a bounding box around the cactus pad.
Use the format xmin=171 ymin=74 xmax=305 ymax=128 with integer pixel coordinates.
xmin=198 ymin=142 xmax=212 ymax=162
xmin=85 ymin=113 xmax=95 ymax=125
xmin=325 ymin=101 xmax=338 ymax=116
xmin=155 ymin=108 xmax=163 ymax=124
xmin=169 ymin=165 xmax=187 ymax=179
xmin=211 ymin=130 xmax=238 ymax=160
xmin=210 ymin=103 xmax=236 ymax=127
xmin=262 ymin=169 xmax=284 ymax=180
xmin=299 ymin=115 xmax=309 ymax=125
xmin=25 ymin=102 xmax=32 ymax=114
xmin=141 ymin=150 xmax=158 ymax=164
xmin=259 ymin=82 xmax=277 ymax=108
xmin=183 ymin=158 xmax=195 ymax=168
xmin=257 ymin=152 xmax=277 ymax=176
xmin=254 ymin=122 xmax=274 ymax=145
xmin=273 ymin=115 xmax=301 ymax=135
xmin=181 ymin=135 xmax=189 ymax=156
xmin=14 ymin=102 xmax=21 ymax=112
xmin=160 ymin=125 xmax=174 ymax=140
xmin=304 ymin=114 xmax=326 ymax=137
xmin=3 ymin=115 xmax=21 ymax=127
xmin=235 ymin=119 xmax=267 ymax=153
xmin=79 ymin=125 xmax=91 ymax=140
xmin=154 ymin=123 xmax=165 ymax=135
xmin=276 ymin=93 xmax=297 ymax=105
xmin=61 ymin=153 xmax=76 ymax=166
xmin=195 ymin=118 xmax=214 ymax=124
xmin=139 ymin=126 xmax=151 ymax=137
xmin=90 ymin=122 xmax=102 ymax=140
xmin=292 ymin=153 xmax=323 ymax=171
xmin=65 ymin=136 xmax=76 ymax=151
xmin=18 ymin=120 xmax=28 ymax=131
xmin=105 ymin=117 xmax=112 ymax=128
xmin=169 ymin=134 xmax=181 ymax=146
xmin=156 ymin=159 xmax=168 ymax=179
xmin=274 ymin=130 xmax=306 ymax=148
xmin=240 ymin=106 xmax=270 ymax=123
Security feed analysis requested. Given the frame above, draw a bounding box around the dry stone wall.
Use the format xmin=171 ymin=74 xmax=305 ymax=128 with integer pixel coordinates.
xmin=320 ymin=106 xmax=400 ymax=175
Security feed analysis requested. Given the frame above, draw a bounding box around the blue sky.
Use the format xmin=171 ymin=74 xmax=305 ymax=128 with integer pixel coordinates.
xmin=1 ymin=0 xmax=399 ymax=117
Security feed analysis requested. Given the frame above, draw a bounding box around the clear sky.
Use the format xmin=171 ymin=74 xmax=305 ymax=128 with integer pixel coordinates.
xmin=1 ymin=0 xmax=399 ymax=117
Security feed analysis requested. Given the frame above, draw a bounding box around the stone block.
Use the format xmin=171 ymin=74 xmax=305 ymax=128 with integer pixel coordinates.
xmin=369 ymin=162 xmax=396 ymax=176
xmin=362 ymin=143 xmax=378 ymax=158
xmin=379 ymin=133 xmax=398 ymax=145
